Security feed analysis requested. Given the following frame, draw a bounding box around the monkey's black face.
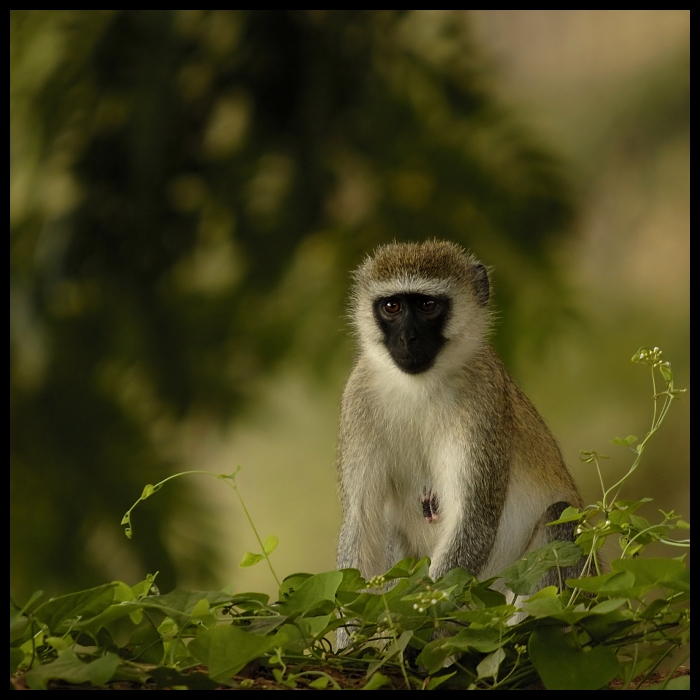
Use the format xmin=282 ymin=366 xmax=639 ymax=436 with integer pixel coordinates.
xmin=373 ymin=293 xmax=450 ymax=374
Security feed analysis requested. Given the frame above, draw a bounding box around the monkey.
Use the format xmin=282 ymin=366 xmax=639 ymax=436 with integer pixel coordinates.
xmin=335 ymin=240 xmax=584 ymax=647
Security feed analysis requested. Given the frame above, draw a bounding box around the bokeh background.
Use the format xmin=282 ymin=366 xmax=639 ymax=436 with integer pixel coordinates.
xmin=11 ymin=10 xmax=689 ymax=602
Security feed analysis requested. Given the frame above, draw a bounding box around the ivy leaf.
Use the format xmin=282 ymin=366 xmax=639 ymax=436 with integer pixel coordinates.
xmin=426 ymin=672 xmax=457 ymax=689
xmin=362 ymin=671 xmax=393 ymax=690
xmin=239 ymin=551 xmax=265 ymax=568
xmin=417 ymin=626 xmax=504 ymax=674
xmin=500 ymin=541 xmax=583 ymax=595
xmin=190 ymin=598 xmax=211 ymax=618
xmin=10 ymin=647 xmax=25 ymax=676
xmin=34 ymin=583 xmax=118 ymax=634
xmin=263 ymin=535 xmax=279 ymax=555
xmin=138 ymin=589 xmax=234 ymax=626
xmin=612 ymin=558 xmax=689 ymax=593
xmin=546 ymin=506 xmax=582 ymax=525
xmin=567 ymin=570 xmax=637 ymax=596
xmin=189 ymin=625 xmax=275 ymax=683
xmin=140 ymin=483 xmax=157 ymax=499
xmin=658 ymin=363 xmax=673 ymax=383
xmin=277 ymin=571 xmax=343 ymax=617
xmin=612 ymin=434 xmax=638 ymax=446
xmin=24 ymin=650 xmax=120 ymax=690
xmin=476 ymin=647 xmax=506 ymax=681
xmin=529 ymin=626 xmax=619 ymax=690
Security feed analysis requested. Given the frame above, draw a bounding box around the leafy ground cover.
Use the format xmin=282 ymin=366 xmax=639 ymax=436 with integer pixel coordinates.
xmin=10 ymin=349 xmax=689 ymax=690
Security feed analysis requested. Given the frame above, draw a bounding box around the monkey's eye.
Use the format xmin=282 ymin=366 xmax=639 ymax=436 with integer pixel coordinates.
xmin=418 ymin=299 xmax=438 ymax=313
xmin=383 ymin=300 xmax=401 ymax=314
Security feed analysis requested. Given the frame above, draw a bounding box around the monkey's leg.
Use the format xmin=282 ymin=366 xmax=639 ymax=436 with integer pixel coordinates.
xmin=336 ymin=501 xmax=395 ymax=650
xmin=536 ymin=501 xmax=586 ymax=589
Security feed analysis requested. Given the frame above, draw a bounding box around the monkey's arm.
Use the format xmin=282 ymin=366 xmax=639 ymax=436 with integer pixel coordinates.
xmin=429 ymin=418 xmax=512 ymax=581
xmin=336 ymin=449 xmax=394 ymax=578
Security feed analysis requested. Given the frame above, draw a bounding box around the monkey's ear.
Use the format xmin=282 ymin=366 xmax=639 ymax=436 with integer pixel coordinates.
xmin=472 ymin=263 xmax=490 ymax=307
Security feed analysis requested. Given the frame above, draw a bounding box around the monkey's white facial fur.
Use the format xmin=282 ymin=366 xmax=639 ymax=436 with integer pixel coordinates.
xmin=350 ymin=240 xmax=492 ymax=378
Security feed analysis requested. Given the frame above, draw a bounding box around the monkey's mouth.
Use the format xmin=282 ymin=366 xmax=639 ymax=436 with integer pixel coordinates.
xmin=391 ymin=353 xmax=437 ymax=374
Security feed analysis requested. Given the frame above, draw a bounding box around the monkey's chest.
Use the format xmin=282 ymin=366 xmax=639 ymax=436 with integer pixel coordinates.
xmin=385 ymin=449 xmax=445 ymax=556
xmin=376 ymin=389 xmax=464 ymax=550
xmin=386 ymin=474 xmax=444 ymax=559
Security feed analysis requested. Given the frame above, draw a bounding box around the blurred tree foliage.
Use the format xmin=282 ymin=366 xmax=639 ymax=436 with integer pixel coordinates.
xmin=10 ymin=10 xmax=575 ymax=598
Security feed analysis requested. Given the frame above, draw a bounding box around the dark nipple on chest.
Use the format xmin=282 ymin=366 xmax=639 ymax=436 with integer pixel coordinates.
xmin=420 ymin=490 xmax=440 ymax=524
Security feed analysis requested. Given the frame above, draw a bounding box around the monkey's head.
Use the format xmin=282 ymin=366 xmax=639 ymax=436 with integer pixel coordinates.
xmin=350 ymin=240 xmax=492 ymax=375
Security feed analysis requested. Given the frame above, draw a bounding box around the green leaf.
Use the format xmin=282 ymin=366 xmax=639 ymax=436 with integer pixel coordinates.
xmin=612 ymin=557 xmax=688 ymax=590
xmin=521 ymin=592 xmax=565 ymax=618
xmin=34 ymin=583 xmax=118 ymax=634
xmin=417 ymin=627 xmax=504 ymax=674
xmin=121 ymin=616 xmax=165 ymax=664
xmin=477 ymin=647 xmax=506 ymax=680
xmin=45 ymin=636 xmax=72 ymax=652
xmin=225 ymin=591 xmax=270 ymax=611
xmin=308 ymin=676 xmax=331 ymax=688
xmin=426 ymin=672 xmax=457 ymax=689
xmin=189 ymin=625 xmax=275 ymax=683
xmin=140 ymin=483 xmax=157 ymax=499
xmin=138 ymin=589 xmax=234 ymax=626
xmin=362 ymin=671 xmax=393 ymax=690
xmin=279 ymin=572 xmax=313 ymax=599
xmin=546 ymin=506 xmax=582 ymax=525
xmin=24 ymin=650 xmax=120 ymax=690
xmin=239 ymin=551 xmax=265 ymax=567
xmin=10 ymin=614 xmax=29 ymax=644
xmin=500 ymin=541 xmax=583 ymax=595
xmin=434 ymin=566 xmax=473 ymax=592
xmin=451 ymin=604 xmax=516 ymax=626
xmin=190 ymin=598 xmax=211 ymax=618
xmin=589 ymin=598 xmax=627 ymax=615
xmin=245 ymin=616 xmax=287 ymax=637
xmin=73 ymin=600 xmax=142 ymax=635
xmin=383 ymin=556 xmax=430 ymax=581
xmin=335 ymin=568 xmax=367 ymax=604
xmin=658 ymin=363 xmax=673 ymax=383
xmin=612 ymin=435 xmax=638 ymax=446
xmin=469 ymin=580 xmax=507 ymax=608
xmin=580 ymin=450 xmax=608 ymax=462
xmin=263 ymin=535 xmax=279 ymax=555
xmin=131 ymin=573 xmax=159 ymax=599
xmin=529 ymin=627 xmax=620 ymax=690
xmin=10 ymin=647 xmax=25 ymax=675
xmin=567 ymin=570 xmax=637 ymax=595
xmin=272 ymin=615 xmax=332 ymax=653
xmin=277 ymin=571 xmax=343 ymax=617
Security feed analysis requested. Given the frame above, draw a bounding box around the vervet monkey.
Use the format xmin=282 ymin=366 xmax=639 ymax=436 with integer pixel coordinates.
xmin=336 ymin=240 xmax=583 ymax=643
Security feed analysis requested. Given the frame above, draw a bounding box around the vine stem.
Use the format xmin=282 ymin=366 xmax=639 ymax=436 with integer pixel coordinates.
xmin=219 ymin=469 xmax=282 ymax=588
xmin=121 ymin=467 xmax=281 ymax=589
xmin=603 ymin=363 xmax=677 ymax=507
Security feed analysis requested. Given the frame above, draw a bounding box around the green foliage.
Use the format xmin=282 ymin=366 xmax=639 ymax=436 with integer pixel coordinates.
xmin=10 ymin=348 xmax=689 ymax=689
